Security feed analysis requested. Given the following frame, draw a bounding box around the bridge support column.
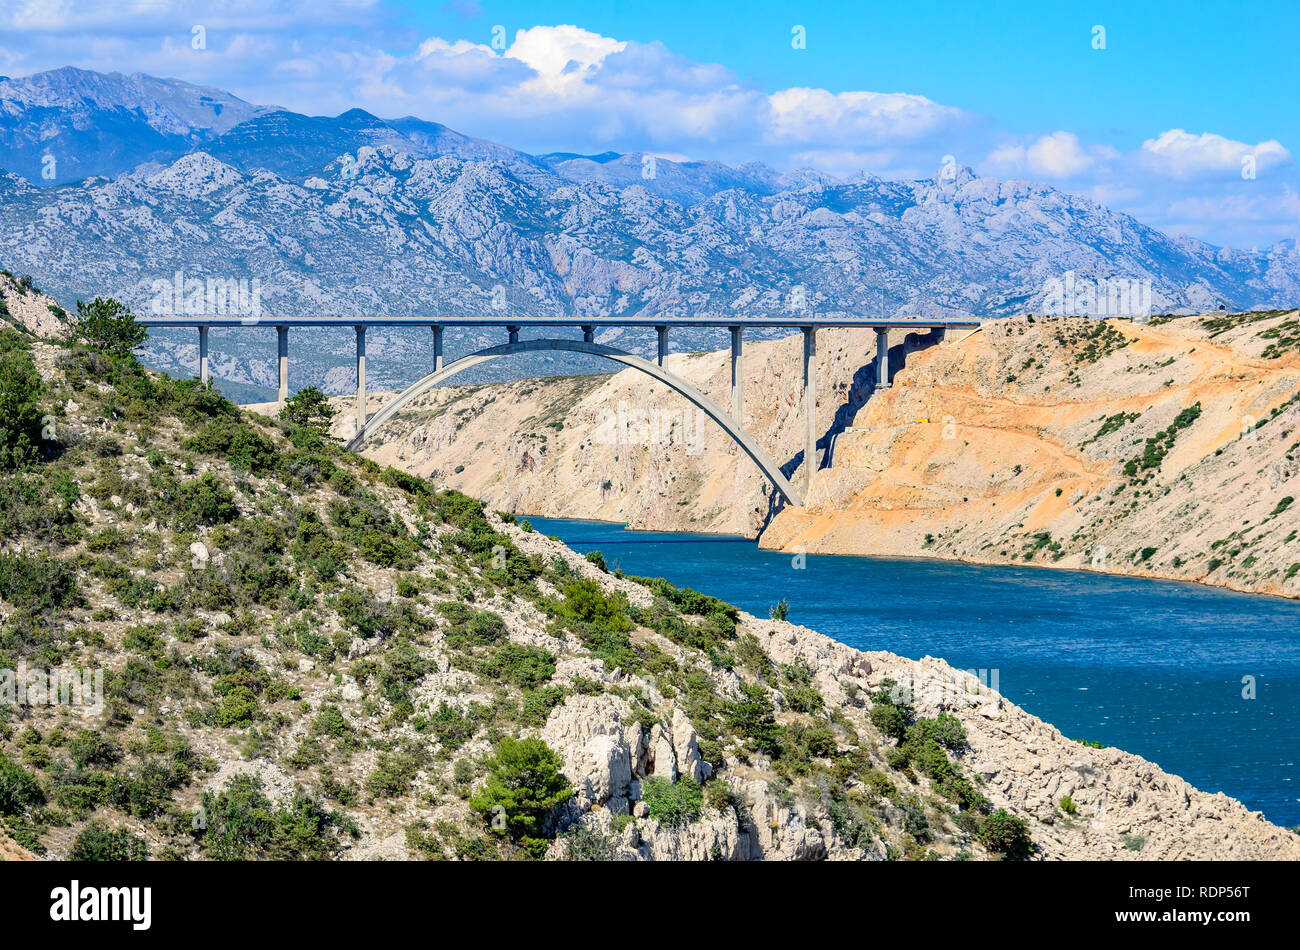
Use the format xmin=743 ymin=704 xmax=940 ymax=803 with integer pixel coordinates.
xmin=198 ymin=326 xmax=209 ymax=385
xmin=355 ymin=325 xmax=366 ymax=435
xmin=874 ymin=328 xmax=890 ymax=391
xmin=508 ymin=325 xmax=519 ymax=344
xmin=657 ymin=325 xmax=668 ymax=367
xmin=432 ymin=325 xmax=443 ymax=372
xmin=276 ymin=326 xmax=288 ymax=402
xmin=582 ymin=325 xmax=595 ymax=344
xmin=729 ymin=325 xmax=743 ymax=423
xmin=802 ymin=326 xmax=817 ymax=500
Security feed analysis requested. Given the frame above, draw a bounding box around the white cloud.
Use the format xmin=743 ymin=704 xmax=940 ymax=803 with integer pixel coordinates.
xmin=505 ymin=24 xmax=625 ymax=95
xmin=1140 ymin=128 xmax=1291 ymax=179
xmin=1165 ymin=188 xmax=1300 ymax=224
xmin=1028 ymin=131 xmax=1098 ymax=177
xmin=766 ymin=88 xmax=965 ymax=145
xmin=982 ymin=131 xmax=1116 ymax=179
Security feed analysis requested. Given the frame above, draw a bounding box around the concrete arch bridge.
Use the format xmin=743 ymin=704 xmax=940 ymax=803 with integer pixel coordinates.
xmin=138 ymin=316 xmax=979 ymax=508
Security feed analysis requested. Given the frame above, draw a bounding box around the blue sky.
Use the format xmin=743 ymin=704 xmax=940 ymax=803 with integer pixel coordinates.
xmin=416 ymin=0 xmax=1298 ymax=150
xmin=0 ymin=0 xmax=1296 ymax=248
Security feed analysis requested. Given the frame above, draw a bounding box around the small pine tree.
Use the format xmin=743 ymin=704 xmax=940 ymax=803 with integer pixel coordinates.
xmin=72 ymin=296 xmax=147 ymax=357
xmin=279 ymin=385 xmax=337 ymax=434
xmin=469 ymin=737 xmax=572 ymax=856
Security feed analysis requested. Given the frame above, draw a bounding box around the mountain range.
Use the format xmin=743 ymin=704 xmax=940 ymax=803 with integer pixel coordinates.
xmin=0 ymin=66 xmax=1296 ymax=401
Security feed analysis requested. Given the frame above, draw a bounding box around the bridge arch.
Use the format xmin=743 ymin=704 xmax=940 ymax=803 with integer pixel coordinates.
xmin=344 ymin=337 xmax=803 ymax=507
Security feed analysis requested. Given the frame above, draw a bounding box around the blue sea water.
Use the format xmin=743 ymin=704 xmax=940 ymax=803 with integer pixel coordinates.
xmin=529 ymin=517 xmax=1300 ymax=827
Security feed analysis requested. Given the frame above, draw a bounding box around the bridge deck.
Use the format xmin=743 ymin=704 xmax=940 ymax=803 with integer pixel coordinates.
xmin=137 ymin=316 xmax=981 ymax=329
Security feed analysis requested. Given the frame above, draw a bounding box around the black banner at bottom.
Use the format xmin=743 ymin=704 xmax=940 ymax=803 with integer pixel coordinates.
xmin=0 ymin=859 xmax=1287 ymax=937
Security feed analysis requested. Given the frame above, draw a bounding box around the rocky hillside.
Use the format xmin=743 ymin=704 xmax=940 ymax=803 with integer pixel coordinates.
xmin=342 ymin=311 xmax=1300 ymax=598
xmin=765 ymin=310 xmax=1300 ymax=597
xmin=2 ymin=328 xmax=1296 ymax=860
xmin=0 ymin=270 xmax=67 ymax=339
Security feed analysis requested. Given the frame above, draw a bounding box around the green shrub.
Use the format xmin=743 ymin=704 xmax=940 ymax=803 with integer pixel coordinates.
xmin=550 ymin=579 xmax=633 ymax=632
xmin=641 ymin=776 xmax=703 ymax=825
xmin=780 ymin=661 xmax=823 ymax=713
xmin=69 ymin=821 xmax=148 ymax=861
xmin=472 ymin=643 xmax=556 ymax=691
xmin=442 ymin=607 xmax=508 ymax=649
xmin=724 ymin=681 xmax=781 ymax=756
xmin=869 ymin=702 xmax=907 ymax=741
xmin=980 ymin=808 xmax=1033 ymax=859
xmin=559 ymin=822 xmax=620 ymax=860
xmin=198 ymin=775 xmax=351 ymax=860
xmin=71 ymin=297 xmax=147 ymax=357
xmin=780 ymin=719 xmax=838 ymax=763
xmin=0 ymin=551 xmax=80 ymax=613
xmin=0 ymin=751 xmax=45 ymax=815
xmin=213 ymin=685 xmax=260 ymax=727
xmin=184 ymin=419 xmax=277 ymax=474
xmin=423 ymin=701 xmax=484 ymax=753
xmin=366 ymin=750 xmax=421 ymax=797
xmin=469 ymin=737 xmax=573 ymax=856
xmin=69 ymin=730 xmax=122 ymax=769
xmin=379 ymin=643 xmax=428 ymax=705
xmin=174 ymin=473 xmax=238 ymax=529
xmin=297 ymin=629 xmax=335 ymax=661
xmin=910 ymin=713 xmax=966 ymax=750
xmin=279 ymin=386 xmax=337 ymax=434
xmin=0 ymin=332 xmax=46 ymax=470
xmin=520 ymin=685 xmax=567 ymax=726
xmin=734 ymin=634 xmax=774 ymax=677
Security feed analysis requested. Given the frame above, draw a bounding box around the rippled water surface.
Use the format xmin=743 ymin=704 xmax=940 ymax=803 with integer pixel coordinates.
xmin=530 ymin=516 xmax=1300 ymax=827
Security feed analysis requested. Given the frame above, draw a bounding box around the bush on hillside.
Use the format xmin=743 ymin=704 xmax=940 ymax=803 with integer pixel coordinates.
xmin=69 ymin=821 xmax=148 ymax=861
xmin=72 ymin=296 xmax=147 ymax=358
xmin=979 ymin=808 xmax=1033 ymax=859
xmin=642 ymin=776 xmax=704 ymax=825
xmin=280 ymin=385 xmax=338 ymax=435
xmin=0 ymin=330 xmax=47 ymax=470
xmin=469 ymin=737 xmax=572 ymax=856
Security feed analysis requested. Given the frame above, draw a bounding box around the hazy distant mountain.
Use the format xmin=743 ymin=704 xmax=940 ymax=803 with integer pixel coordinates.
xmin=0 ymin=67 xmax=1295 ymax=401
xmin=0 ymin=68 xmax=550 ymax=186
xmin=205 ymin=109 xmax=549 ymax=181
xmin=0 ymin=66 xmax=275 ymax=184
xmin=538 ymin=150 xmax=844 ymax=205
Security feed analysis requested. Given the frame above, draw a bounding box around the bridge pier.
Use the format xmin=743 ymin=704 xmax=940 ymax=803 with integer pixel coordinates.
xmin=802 ymin=326 xmax=817 ymax=498
xmin=657 ymin=325 xmax=668 ymax=367
xmin=355 ymin=325 xmax=366 ymax=434
xmin=432 ymin=325 xmax=444 ymax=372
xmin=874 ymin=328 xmax=890 ymax=391
xmin=729 ymin=325 xmax=743 ymax=423
xmin=277 ymin=326 xmax=289 ymax=402
xmin=582 ymin=325 xmax=595 ymax=343
xmin=198 ymin=326 xmax=209 ymax=385
xmin=508 ymin=325 xmax=520 ymax=344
